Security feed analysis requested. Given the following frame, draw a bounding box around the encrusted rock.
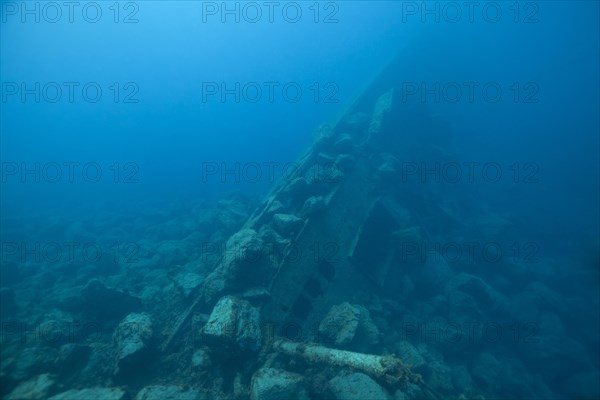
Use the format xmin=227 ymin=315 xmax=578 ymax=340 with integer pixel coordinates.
xmin=271 ymin=214 xmax=304 ymax=236
xmin=329 ymin=372 xmax=390 ymax=400
xmin=202 ymin=296 xmax=262 ymax=353
xmin=173 ymin=272 xmax=203 ymax=297
xmin=266 ymin=200 xmax=285 ymax=215
xmin=203 ymin=228 xmax=268 ymax=291
xmin=301 ymin=196 xmax=326 ymax=218
xmin=135 ymin=385 xmax=207 ymax=400
xmin=241 ymin=287 xmax=271 ymax=306
xmin=393 ymin=341 xmax=425 ymax=371
xmin=11 ymin=346 xmax=57 ymax=381
xmin=318 ymin=303 xmax=380 ymax=350
xmin=305 ymin=163 xmax=343 ymax=187
xmin=191 ymin=348 xmax=211 ymax=369
xmin=445 ymin=272 xmax=508 ymax=313
xmin=6 ymin=373 xmax=54 ymax=400
xmin=250 ymin=368 xmax=309 ymax=400
xmin=49 ymin=387 xmax=125 ymax=400
xmin=113 ymin=313 xmax=153 ymax=375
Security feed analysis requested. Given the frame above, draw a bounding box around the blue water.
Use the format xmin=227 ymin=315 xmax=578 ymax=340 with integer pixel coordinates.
xmin=1 ymin=2 xmax=598 ymax=399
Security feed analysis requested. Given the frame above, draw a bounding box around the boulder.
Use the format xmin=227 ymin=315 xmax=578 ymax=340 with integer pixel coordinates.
xmin=135 ymin=385 xmax=207 ymax=400
xmin=49 ymin=387 xmax=125 ymax=400
xmin=202 ymin=229 xmax=268 ymax=296
xmin=266 ymin=200 xmax=285 ymax=215
xmin=221 ymin=229 xmax=266 ymax=278
xmin=392 ymin=341 xmax=425 ymax=371
xmin=202 ymin=296 xmax=262 ymax=353
xmin=113 ymin=313 xmax=153 ymax=375
xmin=318 ymin=303 xmax=380 ymax=350
xmin=301 ymin=196 xmax=326 ymax=218
xmin=445 ymin=273 xmax=508 ymax=313
xmin=11 ymin=346 xmax=57 ymax=381
xmin=329 ymin=372 xmax=389 ymax=400
xmin=6 ymin=373 xmax=54 ymax=400
xmin=250 ymin=368 xmax=309 ymax=400
xmin=271 ymin=214 xmax=304 ymax=236
xmin=173 ymin=272 xmax=203 ymax=297
xmin=191 ymin=348 xmax=211 ymax=369
xmin=241 ymin=287 xmax=271 ymax=306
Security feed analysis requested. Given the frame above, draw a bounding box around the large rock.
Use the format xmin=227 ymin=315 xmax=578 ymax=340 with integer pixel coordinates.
xmin=445 ymin=273 xmax=508 ymax=313
xmin=250 ymin=368 xmax=309 ymax=400
xmin=6 ymin=373 xmax=54 ymax=400
xmin=191 ymin=348 xmax=211 ymax=369
xmin=329 ymin=372 xmax=390 ymax=400
xmin=300 ymin=196 xmax=326 ymax=218
xmin=11 ymin=346 xmax=57 ymax=381
xmin=113 ymin=313 xmax=153 ymax=375
xmin=271 ymin=214 xmax=304 ymax=236
xmin=202 ymin=296 xmax=262 ymax=353
xmin=241 ymin=287 xmax=271 ymax=306
xmin=173 ymin=272 xmax=203 ymax=297
xmin=318 ymin=303 xmax=380 ymax=350
xmin=202 ymin=229 xmax=268 ymax=301
xmin=49 ymin=387 xmax=125 ymax=400
xmin=392 ymin=341 xmax=426 ymax=371
xmin=222 ymin=229 xmax=264 ymax=271
xmin=135 ymin=385 xmax=207 ymax=400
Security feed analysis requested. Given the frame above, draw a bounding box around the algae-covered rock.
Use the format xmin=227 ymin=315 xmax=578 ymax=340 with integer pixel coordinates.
xmin=202 ymin=295 xmax=262 ymax=353
xmin=250 ymin=368 xmax=309 ymax=400
xmin=271 ymin=214 xmax=304 ymax=236
xmin=329 ymin=372 xmax=389 ymax=400
xmin=135 ymin=385 xmax=207 ymax=400
xmin=6 ymin=373 xmax=54 ymax=400
xmin=113 ymin=313 xmax=153 ymax=375
xmin=49 ymin=387 xmax=125 ymax=400
xmin=319 ymin=302 xmax=380 ymax=350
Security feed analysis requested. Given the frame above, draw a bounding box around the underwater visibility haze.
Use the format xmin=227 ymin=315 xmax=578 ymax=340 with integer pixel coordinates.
xmin=0 ymin=1 xmax=599 ymax=399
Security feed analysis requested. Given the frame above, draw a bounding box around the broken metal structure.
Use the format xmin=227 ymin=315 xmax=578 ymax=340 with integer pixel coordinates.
xmin=161 ymin=54 xmax=450 ymax=397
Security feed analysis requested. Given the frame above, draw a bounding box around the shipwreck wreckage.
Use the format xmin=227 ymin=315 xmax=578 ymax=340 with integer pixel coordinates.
xmin=161 ymin=55 xmax=455 ymax=399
